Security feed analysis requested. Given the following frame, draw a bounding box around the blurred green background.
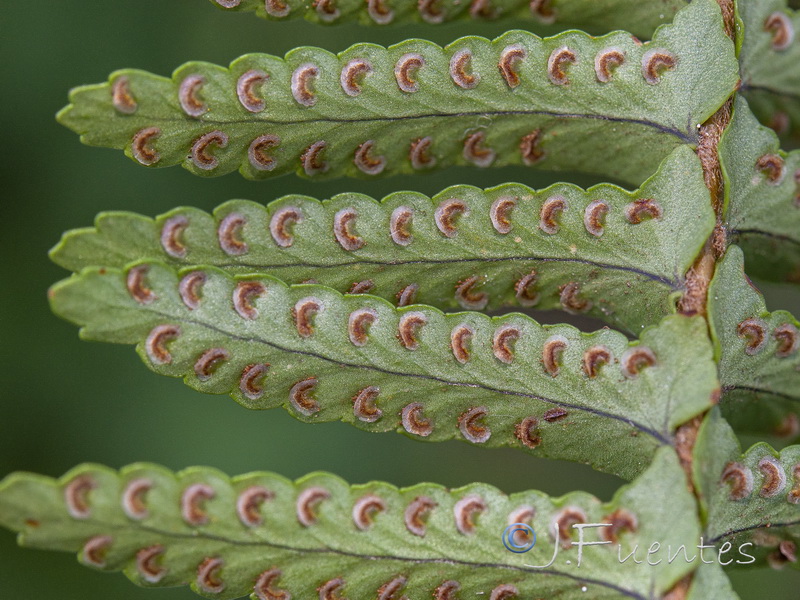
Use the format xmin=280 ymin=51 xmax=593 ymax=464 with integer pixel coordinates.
xmin=0 ymin=1 xmax=797 ymax=598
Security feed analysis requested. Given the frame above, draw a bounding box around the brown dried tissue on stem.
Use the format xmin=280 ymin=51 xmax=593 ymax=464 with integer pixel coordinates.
xmin=679 ymin=98 xmax=733 ymax=317
xmin=670 ymin=5 xmax=735 ymax=595
xmin=679 ymin=0 xmax=737 ymax=319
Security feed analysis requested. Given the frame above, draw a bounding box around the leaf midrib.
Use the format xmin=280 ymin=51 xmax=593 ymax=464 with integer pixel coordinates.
xmin=167 ymin=256 xmax=681 ymax=289
xmin=708 ymin=518 xmax=800 ymax=544
xmin=139 ymin=305 xmax=674 ymax=444
xmin=75 ymin=518 xmax=652 ymax=600
xmin=722 ymin=385 xmax=800 ymax=404
xmin=730 ymin=228 xmax=800 ymax=247
xmin=741 ymin=82 xmax=800 ymax=102
xmin=114 ymin=109 xmax=694 ymax=142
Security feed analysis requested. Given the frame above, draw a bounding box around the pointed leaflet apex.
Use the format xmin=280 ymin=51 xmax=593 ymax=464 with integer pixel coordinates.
xmin=58 ymin=0 xmax=737 ymax=185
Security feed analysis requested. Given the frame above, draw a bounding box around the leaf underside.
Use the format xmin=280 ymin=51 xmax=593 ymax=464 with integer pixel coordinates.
xmin=721 ymin=96 xmax=800 ymax=284
xmin=49 ymin=263 xmax=719 ymax=480
xmin=50 ymin=146 xmax=713 ymax=334
xmin=739 ymin=0 xmax=800 ymax=141
xmin=693 ymin=409 xmax=800 ymax=571
xmin=206 ymin=0 xmax=688 ymax=40
xmin=708 ymin=246 xmax=800 ymax=444
xmin=0 ymin=449 xmax=709 ymax=600
xmin=58 ymin=0 xmax=736 ymax=185
xmin=686 ymin=562 xmax=741 ymax=600
xmin=21 ymin=0 xmax=799 ymax=595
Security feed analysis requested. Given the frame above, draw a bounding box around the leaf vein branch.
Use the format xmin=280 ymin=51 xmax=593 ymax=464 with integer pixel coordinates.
xmin=91 ymin=520 xmax=650 ymax=600
xmin=198 ymin=257 xmax=680 ymax=288
xmin=729 ymin=228 xmax=800 ymax=247
xmin=708 ymin=518 xmax=800 ymax=544
xmin=740 ymin=83 xmax=800 ymax=103
xmin=133 ymin=110 xmax=694 ymax=143
xmin=721 ymin=385 xmax=800 ymax=403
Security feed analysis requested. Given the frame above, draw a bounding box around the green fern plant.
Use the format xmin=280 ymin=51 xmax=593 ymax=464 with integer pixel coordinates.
xmin=1 ymin=0 xmax=799 ymax=598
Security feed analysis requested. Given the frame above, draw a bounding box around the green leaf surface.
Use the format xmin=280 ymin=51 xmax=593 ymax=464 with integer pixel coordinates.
xmin=693 ymin=409 xmax=800 ymax=571
xmin=50 ymin=146 xmax=714 ymax=334
xmin=741 ymin=87 xmax=800 ymax=144
xmin=739 ymin=0 xmax=800 ymax=140
xmin=49 ymin=264 xmax=719 ymax=480
xmin=58 ymin=0 xmax=737 ymax=185
xmin=0 ymin=449 xmax=704 ymax=599
xmin=686 ymin=562 xmax=741 ymax=600
xmin=205 ymin=0 xmax=688 ymax=40
xmin=708 ymin=246 xmax=800 ymax=443
xmin=721 ymin=98 xmax=800 ymax=284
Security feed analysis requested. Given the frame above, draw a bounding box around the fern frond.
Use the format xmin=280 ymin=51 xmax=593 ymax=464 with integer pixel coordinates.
xmin=685 ymin=563 xmax=741 ymax=600
xmin=739 ymin=0 xmax=800 ymax=141
xmin=721 ymin=97 xmax=800 ymax=284
xmin=693 ymin=409 xmax=800 ymax=571
xmin=50 ymin=146 xmax=713 ymax=334
xmin=0 ymin=449 xmax=711 ymax=599
xmin=57 ymin=0 xmax=736 ymax=184
xmin=708 ymin=246 xmax=800 ymax=443
xmin=205 ymin=0 xmax=687 ymax=40
xmin=48 ymin=264 xmax=719 ymax=480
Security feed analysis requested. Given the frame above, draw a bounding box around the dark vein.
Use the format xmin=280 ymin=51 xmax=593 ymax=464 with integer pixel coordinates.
xmin=730 ymin=228 xmax=800 ymax=247
xmin=722 ymin=385 xmax=800 ymax=404
xmin=131 ymin=109 xmax=695 ymax=143
xmin=146 ymin=307 xmax=672 ymax=444
xmin=91 ymin=519 xmax=649 ymax=600
xmin=202 ymin=256 xmax=680 ymax=289
xmin=741 ymin=83 xmax=800 ymax=103
xmin=709 ymin=518 xmax=800 ymax=544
